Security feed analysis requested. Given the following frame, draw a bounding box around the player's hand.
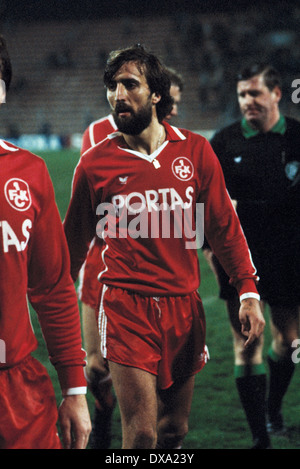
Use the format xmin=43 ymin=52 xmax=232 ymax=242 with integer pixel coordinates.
xmin=231 ymin=199 xmax=238 ymax=209
xmin=239 ymin=297 xmax=265 ymax=347
xmin=58 ymin=394 xmax=91 ymax=449
xmin=86 ymin=352 xmax=113 ymax=406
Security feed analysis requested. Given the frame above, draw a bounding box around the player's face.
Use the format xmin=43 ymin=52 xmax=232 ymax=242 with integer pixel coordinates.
xmin=237 ymin=74 xmax=281 ymax=130
xmin=165 ymin=85 xmax=181 ymax=120
xmin=106 ymin=61 xmax=158 ymax=135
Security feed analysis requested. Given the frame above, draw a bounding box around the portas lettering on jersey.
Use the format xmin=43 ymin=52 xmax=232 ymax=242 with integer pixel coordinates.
xmin=111 ymin=186 xmax=194 ymax=214
xmin=95 ymin=187 xmax=204 ymax=250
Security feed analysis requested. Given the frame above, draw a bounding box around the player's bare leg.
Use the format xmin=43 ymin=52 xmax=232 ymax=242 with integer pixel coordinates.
xmin=82 ymin=302 xmax=116 ymax=449
xmin=227 ymin=296 xmax=270 ymax=449
xmin=157 ymin=375 xmax=195 ymax=449
xmin=267 ymin=305 xmax=299 ymax=434
xmin=109 ymin=361 xmax=158 ymax=449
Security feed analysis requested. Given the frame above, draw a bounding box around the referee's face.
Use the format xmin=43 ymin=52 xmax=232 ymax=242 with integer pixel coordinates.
xmin=237 ymin=74 xmax=281 ymax=131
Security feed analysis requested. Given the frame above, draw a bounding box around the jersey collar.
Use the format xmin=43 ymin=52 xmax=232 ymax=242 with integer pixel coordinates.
xmin=241 ymin=114 xmax=287 ymax=139
xmin=0 ymin=139 xmax=19 ymax=155
xmin=163 ymin=121 xmax=186 ymax=142
xmin=108 ymin=121 xmax=186 ymax=164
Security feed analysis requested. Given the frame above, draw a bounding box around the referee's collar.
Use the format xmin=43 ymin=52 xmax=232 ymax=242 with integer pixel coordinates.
xmin=241 ymin=114 xmax=287 ymax=139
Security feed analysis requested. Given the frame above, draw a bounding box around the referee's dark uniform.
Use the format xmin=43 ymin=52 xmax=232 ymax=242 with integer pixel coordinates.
xmin=209 ymin=115 xmax=300 ymax=309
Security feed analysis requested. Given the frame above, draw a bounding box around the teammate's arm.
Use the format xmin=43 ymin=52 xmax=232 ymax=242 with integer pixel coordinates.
xmin=64 ymin=161 xmax=97 ymax=281
xmin=27 ymin=162 xmax=91 ymax=448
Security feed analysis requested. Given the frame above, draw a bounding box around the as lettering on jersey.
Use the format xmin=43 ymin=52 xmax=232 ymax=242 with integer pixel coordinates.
xmin=0 ymin=219 xmax=32 ymax=253
xmin=96 ymin=186 xmax=204 ymax=249
xmin=4 ymin=178 xmax=32 ymax=211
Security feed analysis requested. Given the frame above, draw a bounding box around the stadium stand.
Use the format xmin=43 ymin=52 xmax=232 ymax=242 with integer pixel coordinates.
xmin=0 ymin=8 xmax=299 ymax=142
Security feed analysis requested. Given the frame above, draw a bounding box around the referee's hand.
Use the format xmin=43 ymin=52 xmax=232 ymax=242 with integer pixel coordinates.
xmin=239 ymin=298 xmax=265 ymax=347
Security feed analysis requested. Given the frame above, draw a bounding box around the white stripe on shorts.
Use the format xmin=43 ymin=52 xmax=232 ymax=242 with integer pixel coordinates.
xmin=98 ymin=284 xmax=108 ymax=358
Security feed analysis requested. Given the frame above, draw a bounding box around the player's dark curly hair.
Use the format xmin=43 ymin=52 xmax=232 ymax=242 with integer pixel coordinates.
xmin=237 ymin=63 xmax=282 ymax=91
xmin=104 ymin=44 xmax=173 ymax=122
xmin=0 ymin=35 xmax=12 ymax=92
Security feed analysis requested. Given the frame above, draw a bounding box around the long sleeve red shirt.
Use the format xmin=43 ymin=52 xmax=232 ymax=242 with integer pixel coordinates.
xmin=64 ymin=122 xmax=259 ymax=299
xmin=0 ymin=139 xmax=86 ymax=392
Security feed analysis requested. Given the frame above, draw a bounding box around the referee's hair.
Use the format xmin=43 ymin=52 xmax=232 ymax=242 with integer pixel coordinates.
xmin=237 ymin=63 xmax=282 ymax=91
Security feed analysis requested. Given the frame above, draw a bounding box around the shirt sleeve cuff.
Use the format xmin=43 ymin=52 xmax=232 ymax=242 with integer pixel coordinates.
xmin=240 ymin=292 xmax=261 ymax=302
xmin=234 ymin=278 xmax=259 ymax=298
xmin=62 ymin=386 xmax=87 ymax=397
xmin=56 ymin=365 xmax=87 ymax=391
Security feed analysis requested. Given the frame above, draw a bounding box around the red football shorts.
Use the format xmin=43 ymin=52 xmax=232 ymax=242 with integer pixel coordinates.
xmin=0 ymin=355 xmax=62 ymax=449
xmin=99 ymin=286 xmax=208 ymax=389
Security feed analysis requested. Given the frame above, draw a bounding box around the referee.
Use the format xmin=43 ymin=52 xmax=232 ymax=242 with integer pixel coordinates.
xmin=203 ymin=63 xmax=300 ymax=449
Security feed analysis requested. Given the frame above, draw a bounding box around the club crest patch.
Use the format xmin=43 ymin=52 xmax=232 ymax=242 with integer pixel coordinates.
xmin=172 ymin=157 xmax=194 ymax=181
xmin=285 ymin=161 xmax=300 ymax=182
xmin=4 ymin=178 xmax=32 ymax=211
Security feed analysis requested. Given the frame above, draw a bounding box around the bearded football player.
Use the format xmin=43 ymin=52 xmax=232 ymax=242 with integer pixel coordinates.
xmin=78 ymin=67 xmax=184 ymax=449
xmin=64 ymin=44 xmax=265 ymax=449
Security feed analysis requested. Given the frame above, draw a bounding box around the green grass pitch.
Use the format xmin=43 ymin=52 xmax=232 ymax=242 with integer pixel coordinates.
xmin=29 ymin=149 xmax=300 ymax=449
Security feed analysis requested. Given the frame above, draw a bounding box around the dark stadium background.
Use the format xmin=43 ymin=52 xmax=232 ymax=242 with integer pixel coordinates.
xmin=1 ymin=0 xmax=299 ymax=449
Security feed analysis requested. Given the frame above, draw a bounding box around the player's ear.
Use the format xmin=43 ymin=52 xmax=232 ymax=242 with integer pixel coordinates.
xmin=152 ymin=92 xmax=161 ymax=104
xmin=272 ymin=85 xmax=282 ymax=103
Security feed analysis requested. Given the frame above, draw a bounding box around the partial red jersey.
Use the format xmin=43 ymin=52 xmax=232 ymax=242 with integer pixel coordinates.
xmin=64 ymin=122 xmax=259 ymax=298
xmin=81 ymin=114 xmax=117 ymax=154
xmin=78 ymin=115 xmax=116 ymax=309
xmin=0 ymin=140 xmax=86 ymax=391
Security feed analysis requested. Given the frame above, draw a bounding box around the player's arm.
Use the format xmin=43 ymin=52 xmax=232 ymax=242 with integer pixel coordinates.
xmin=64 ymin=160 xmax=97 ymax=281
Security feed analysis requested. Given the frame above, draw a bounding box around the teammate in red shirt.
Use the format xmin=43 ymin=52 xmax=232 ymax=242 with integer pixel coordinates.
xmin=0 ymin=35 xmax=91 ymax=449
xmin=79 ymin=114 xmax=117 ymax=449
xmin=64 ymin=44 xmax=265 ymax=449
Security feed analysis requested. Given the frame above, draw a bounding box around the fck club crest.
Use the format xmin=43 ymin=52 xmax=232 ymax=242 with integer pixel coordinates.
xmin=4 ymin=178 xmax=32 ymax=211
xmin=172 ymin=157 xmax=194 ymax=182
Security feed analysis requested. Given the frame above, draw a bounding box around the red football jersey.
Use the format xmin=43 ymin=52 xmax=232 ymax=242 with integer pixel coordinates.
xmin=64 ymin=122 xmax=259 ymax=298
xmin=78 ymin=115 xmax=116 ymax=308
xmin=0 ymin=139 xmax=86 ymax=391
xmin=81 ymin=114 xmax=117 ymax=154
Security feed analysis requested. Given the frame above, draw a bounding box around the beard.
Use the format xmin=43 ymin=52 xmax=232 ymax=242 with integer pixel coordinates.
xmin=113 ymin=100 xmax=153 ymax=135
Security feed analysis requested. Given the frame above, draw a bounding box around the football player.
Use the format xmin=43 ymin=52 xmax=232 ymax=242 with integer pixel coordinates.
xmin=0 ymin=35 xmax=91 ymax=449
xmin=64 ymin=44 xmax=265 ymax=449
xmin=78 ymin=67 xmax=184 ymax=449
